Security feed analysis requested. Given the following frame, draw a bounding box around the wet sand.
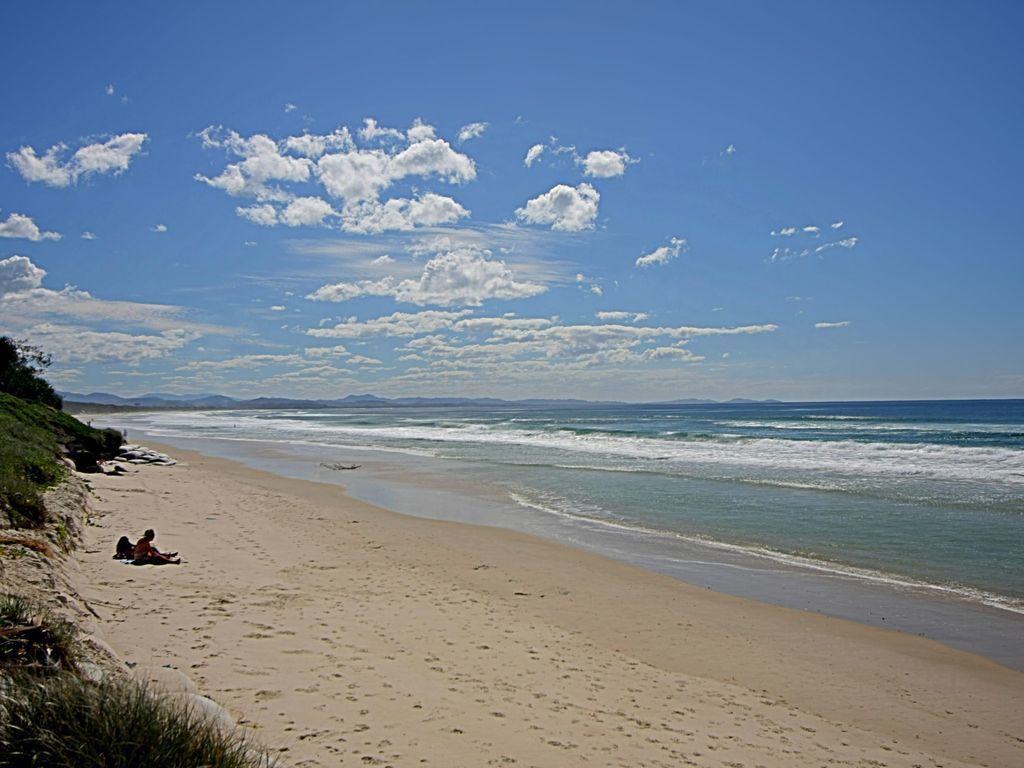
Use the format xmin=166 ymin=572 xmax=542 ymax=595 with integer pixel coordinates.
xmin=76 ymin=444 xmax=1024 ymax=767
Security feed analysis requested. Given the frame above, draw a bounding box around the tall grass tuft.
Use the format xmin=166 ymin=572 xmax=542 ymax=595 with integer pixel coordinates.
xmin=0 ymin=594 xmax=77 ymax=672
xmin=0 ymin=672 xmax=274 ymax=768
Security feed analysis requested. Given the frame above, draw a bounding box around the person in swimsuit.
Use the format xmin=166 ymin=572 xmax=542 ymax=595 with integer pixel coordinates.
xmin=132 ymin=529 xmax=180 ymax=565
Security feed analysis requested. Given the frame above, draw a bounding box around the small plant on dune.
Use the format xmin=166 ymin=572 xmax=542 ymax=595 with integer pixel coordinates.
xmin=0 ymin=594 xmax=77 ymax=673
xmin=0 ymin=672 xmax=274 ymax=768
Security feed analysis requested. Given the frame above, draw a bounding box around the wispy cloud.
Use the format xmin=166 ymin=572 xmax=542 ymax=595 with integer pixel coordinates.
xmin=636 ymin=237 xmax=685 ymax=268
xmin=815 ymin=320 xmax=851 ymax=329
xmin=457 ymin=121 xmax=489 ymax=143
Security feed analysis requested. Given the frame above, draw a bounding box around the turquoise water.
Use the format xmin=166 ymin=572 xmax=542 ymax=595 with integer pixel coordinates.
xmin=111 ymin=399 xmax=1024 ymax=615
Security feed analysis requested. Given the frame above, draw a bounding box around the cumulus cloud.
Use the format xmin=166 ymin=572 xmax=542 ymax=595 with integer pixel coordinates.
xmin=722 ymin=144 xmax=737 ymax=156
xmin=515 ymin=183 xmax=599 ymax=231
xmin=152 ymin=223 xmax=168 ymax=233
xmin=307 ymin=245 xmax=545 ymax=307
xmin=280 ymin=196 xmax=337 ymax=227
xmin=815 ymin=320 xmax=851 ymax=329
xmin=0 ymin=255 xmax=46 ymax=296
xmin=0 ymin=212 xmax=62 ymax=241
xmin=580 ymin=149 xmax=632 ymax=178
xmin=524 ymin=143 xmax=545 ymax=167
xmin=199 ymin=119 xmax=475 ymax=233
xmin=81 ymin=231 xmax=97 ymax=240
xmin=457 ymin=122 xmax=489 ymax=143
xmin=341 ymin=194 xmax=469 ymax=234
xmin=359 ymin=118 xmax=405 ymax=143
xmin=636 ymin=237 xmax=685 ymax=268
xmin=196 ymin=127 xmax=313 ymax=200
xmin=236 ymin=204 xmax=279 ymax=226
xmin=7 ymin=133 xmax=148 ymax=187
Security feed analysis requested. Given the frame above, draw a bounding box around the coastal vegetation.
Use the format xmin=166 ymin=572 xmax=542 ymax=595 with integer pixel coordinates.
xmin=0 ymin=337 xmax=273 ymax=768
xmin=0 ymin=336 xmax=121 ymax=527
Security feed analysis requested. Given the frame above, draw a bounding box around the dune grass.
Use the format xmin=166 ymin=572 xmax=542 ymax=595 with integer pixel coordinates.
xmin=0 ymin=672 xmax=274 ymax=768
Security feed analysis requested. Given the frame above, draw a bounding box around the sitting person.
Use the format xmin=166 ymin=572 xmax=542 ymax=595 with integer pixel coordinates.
xmin=113 ymin=535 xmax=135 ymax=560
xmin=131 ymin=529 xmax=180 ymax=565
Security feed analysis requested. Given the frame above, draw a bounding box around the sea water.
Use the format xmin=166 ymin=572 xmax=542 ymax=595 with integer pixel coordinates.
xmin=104 ymin=400 xmax=1024 ymax=663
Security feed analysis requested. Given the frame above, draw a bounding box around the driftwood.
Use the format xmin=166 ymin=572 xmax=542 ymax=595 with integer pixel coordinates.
xmin=319 ymin=462 xmax=361 ymax=471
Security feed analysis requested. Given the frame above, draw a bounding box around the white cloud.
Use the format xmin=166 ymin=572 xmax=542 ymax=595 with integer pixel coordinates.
xmin=831 ymin=220 xmax=844 ymax=229
xmin=0 ymin=212 xmax=62 ymax=241
xmin=722 ymin=144 xmax=737 ymax=156
xmin=771 ymin=227 xmax=799 ymax=237
xmin=515 ymin=183 xmax=599 ymax=231
xmin=814 ymin=236 xmax=859 ymax=253
xmin=0 ymin=255 xmax=224 ymax=342
xmin=636 ymin=237 xmax=685 ymax=268
xmin=105 ymin=84 xmax=115 ymax=96
xmin=7 ymin=133 xmax=148 ymax=187
xmin=802 ymin=225 xmax=820 ymax=235
xmin=407 ymin=118 xmax=437 ymax=143
xmin=152 ymin=223 xmax=168 ymax=233
xmin=307 ymin=245 xmax=545 ymax=307
xmin=282 ymin=128 xmax=355 ymax=158
xmin=270 ymin=305 xmax=286 ymax=311
xmin=196 ymin=127 xmax=313 ymax=200
xmin=596 ymin=311 xmax=648 ymax=323
xmin=19 ymin=323 xmax=198 ymax=365
xmin=284 ymin=102 xmax=297 ymax=112
xmin=0 ymin=255 xmax=46 ymax=295
xmin=348 ymin=354 xmax=383 ymax=365
xmin=524 ymin=143 xmax=545 ymax=167
xmin=359 ymin=118 xmax=405 ymax=143
xmin=280 ymin=196 xmax=336 ymax=227
xmin=458 ymin=122 xmax=489 ymax=143
xmin=236 ymin=204 xmax=280 ymax=226
xmin=372 ymin=254 xmax=394 ymax=266
xmin=307 ymin=310 xmax=473 ymax=338
xmin=179 ymin=353 xmax=307 ymax=371
xmin=198 ymin=120 xmax=476 ymax=234
xmin=303 ymin=344 xmax=349 ymax=357
xmin=580 ymin=149 xmax=632 ymax=178
xmin=81 ymin=231 xmax=97 ymax=240
xmin=815 ymin=320 xmax=851 ymax=329
xmin=341 ymin=194 xmax=469 ymax=234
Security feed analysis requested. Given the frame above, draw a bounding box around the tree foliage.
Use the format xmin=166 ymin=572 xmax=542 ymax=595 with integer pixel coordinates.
xmin=0 ymin=337 xmax=62 ymax=410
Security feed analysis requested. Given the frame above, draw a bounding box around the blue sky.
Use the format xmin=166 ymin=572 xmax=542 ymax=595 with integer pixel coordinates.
xmin=1 ymin=1 xmax=1022 ymax=401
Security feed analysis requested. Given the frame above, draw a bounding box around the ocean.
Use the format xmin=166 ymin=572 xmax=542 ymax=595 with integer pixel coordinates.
xmin=100 ymin=399 xmax=1024 ymax=666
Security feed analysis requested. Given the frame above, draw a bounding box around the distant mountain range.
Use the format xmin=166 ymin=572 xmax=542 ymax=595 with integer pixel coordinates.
xmin=59 ymin=391 xmax=782 ymax=410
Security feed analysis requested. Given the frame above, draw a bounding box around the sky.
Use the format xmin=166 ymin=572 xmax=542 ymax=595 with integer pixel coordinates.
xmin=1 ymin=1 xmax=1022 ymax=402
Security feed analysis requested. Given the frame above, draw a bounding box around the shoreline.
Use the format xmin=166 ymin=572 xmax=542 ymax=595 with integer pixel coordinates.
xmin=74 ymin=441 xmax=1024 ymax=767
xmin=97 ymin=422 xmax=1024 ymax=669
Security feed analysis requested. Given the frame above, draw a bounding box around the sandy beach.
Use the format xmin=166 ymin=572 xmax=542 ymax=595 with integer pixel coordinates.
xmin=73 ymin=444 xmax=1024 ymax=768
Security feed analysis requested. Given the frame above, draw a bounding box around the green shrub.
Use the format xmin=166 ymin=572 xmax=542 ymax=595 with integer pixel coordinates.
xmin=0 ymin=393 xmax=122 ymax=527
xmin=0 ymin=673 xmax=272 ymax=768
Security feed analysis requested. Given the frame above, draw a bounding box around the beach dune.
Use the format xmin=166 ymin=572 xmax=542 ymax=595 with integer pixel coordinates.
xmin=76 ymin=445 xmax=1024 ymax=767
